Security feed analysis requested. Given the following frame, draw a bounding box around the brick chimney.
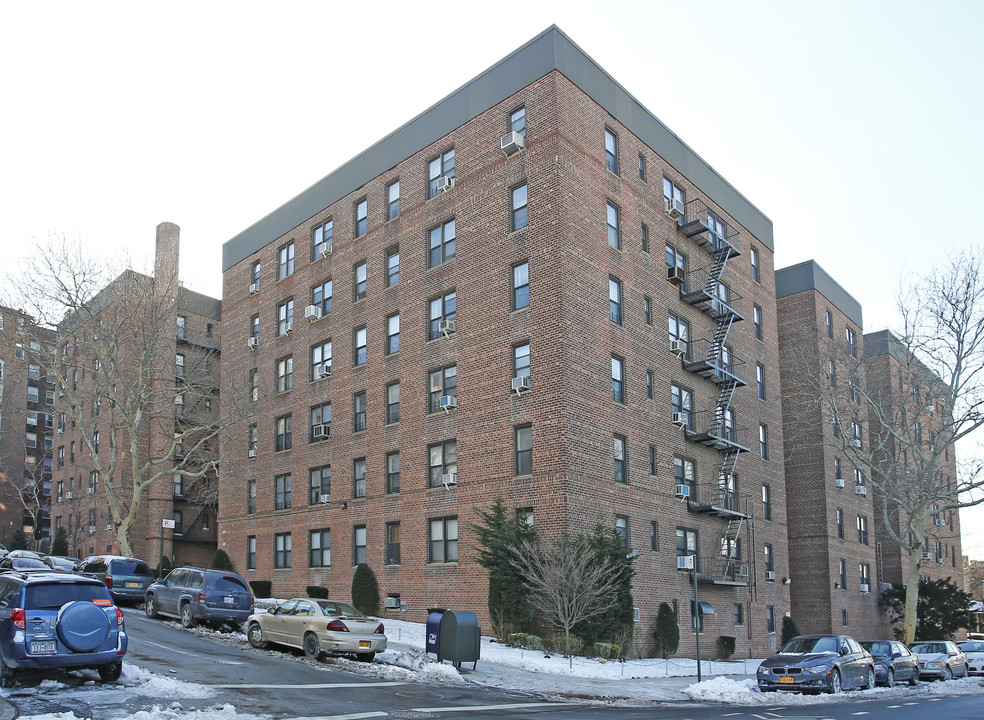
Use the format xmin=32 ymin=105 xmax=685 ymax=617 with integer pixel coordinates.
xmin=155 ymin=222 xmax=180 ymax=294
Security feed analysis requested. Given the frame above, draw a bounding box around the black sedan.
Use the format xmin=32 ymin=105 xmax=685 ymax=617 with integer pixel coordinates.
xmin=757 ymin=634 xmax=874 ymax=693
xmin=861 ymin=640 xmax=920 ymax=687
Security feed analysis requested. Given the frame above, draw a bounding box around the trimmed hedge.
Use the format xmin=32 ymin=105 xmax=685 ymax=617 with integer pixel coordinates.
xmin=306 ymin=585 xmax=329 ymax=599
xmin=249 ymin=580 xmax=272 ymax=598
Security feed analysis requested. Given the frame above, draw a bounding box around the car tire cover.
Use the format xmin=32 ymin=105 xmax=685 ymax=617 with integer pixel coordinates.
xmin=57 ymin=601 xmax=111 ymax=652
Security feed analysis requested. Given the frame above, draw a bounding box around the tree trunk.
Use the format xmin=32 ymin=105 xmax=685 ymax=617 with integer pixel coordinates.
xmin=903 ymin=534 xmax=925 ymax=645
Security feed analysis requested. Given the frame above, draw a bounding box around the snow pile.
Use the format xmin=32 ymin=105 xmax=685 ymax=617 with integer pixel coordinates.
xmin=121 ymin=663 xmax=216 ymax=698
xmin=684 ymin=676 xmax=757 ymax=702
xmin=20 ymin=705 xmax=267 ymax=720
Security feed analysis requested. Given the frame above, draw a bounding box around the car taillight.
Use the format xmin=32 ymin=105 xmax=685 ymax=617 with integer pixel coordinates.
xmin=375 ymin=623 xmax=384 ymax=635
xmin=326 ymin=620 xmax=349 ymax=632
xmin=11 ymin=609 xmax=25 ymax=630
xmin=198 ymin=592 xmax=206 ymax=603
xmin=104 ymin=575 xmax=113 ymax=588
xmin=115 ymin=607 xmax=124 ymax=626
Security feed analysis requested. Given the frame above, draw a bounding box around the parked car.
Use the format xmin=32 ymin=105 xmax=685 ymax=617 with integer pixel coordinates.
xmin=145 ymin=567 xmax=253 ymax=629
xmin=6 ymin=550 xmax=44 ymax=561
xmin=43 ymin=555 xmax=80 ymax=572
xmin=74 ymin=555 xmax=154 ymax=604
xmin=245 ymin=598 xmax=386 ymax=662
xmin=860 ymin=640 xmax=920 ymax=687
xmin=0 ymin=557 xmax=48 ymax=572
xmin=956 ymin=640 xmax=984 ymax=675
xmin=0 ymin=570 xmax=126 ymax=687
xmin=757 ymin=634 xmax=874 ymax=693
xmin=909 ymin=640 xmax=969 ymax=680
xmin=0 ymin=544 xmax=8 ymax=560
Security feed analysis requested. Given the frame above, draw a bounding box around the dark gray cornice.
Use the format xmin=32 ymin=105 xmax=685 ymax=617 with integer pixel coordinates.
xmin=776 ymin=260 xmax=863 ymax=329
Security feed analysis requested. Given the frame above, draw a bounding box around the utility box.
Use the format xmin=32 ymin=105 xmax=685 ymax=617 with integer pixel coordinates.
xmin=425 ymin=609 xmax=445 ymax=657
xmin=438 ymin=610 xmax=481 ymax=669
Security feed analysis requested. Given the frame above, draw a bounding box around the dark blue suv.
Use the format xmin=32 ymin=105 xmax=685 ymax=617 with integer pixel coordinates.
xmin=0 ymin=571 xmax=127 ymax=686
xmin=145 ymin=566 xmax=253 ymax=629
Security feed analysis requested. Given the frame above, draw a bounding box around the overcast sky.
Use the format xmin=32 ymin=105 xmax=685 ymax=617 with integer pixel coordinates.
xmin=2 ymin=1 xmax=982 ymax=557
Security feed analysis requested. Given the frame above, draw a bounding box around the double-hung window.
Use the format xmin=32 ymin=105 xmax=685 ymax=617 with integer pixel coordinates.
xmin=312 ymin=280 xmax=332 ymax=315
xmin=428 ymin=440 xmax=457 ymax=488
xmin=513 ymin=262 xmax=529 ymax=310
xmin=275 ymin=474 xmax=292 ymax=510
xmin=671 ymin=385 xmax=693 ymax=429
xmin=386 ymin=181 xmax=400 ymax=221
xmin=274 ymin=533 xmax=291 ymax=568
xmin=428 ymin=365 xmax=457 ymax=414
xmin=354 ymin=199 xmax=367 ymax=238
xmin=515 ymin=425 xmax=532 ymax=476
xmin=510 ymin=106 xmax=526 ymax=136
xmin=309 ymin=466 xmax=330 ymax=505
xmin=275 ymin=415 xmax=292 ymax=452
xmin=513 ymin=343 xmax=530 ymax=379
xmin=607 ymin=202 xmax=620 ymax=249
xmin=604 ymin=128 xmax=619 ymax=174
xmin=511 ymin=184 xmax=528 ymax=231
xmin=386 ymin=246 xmax=400 ymax=286
xmin=353 ymin=392 xmax=367 ymax=432
xmin=674 ymin=456 xmax=695 ymax=495
xmin=311 ymin=341 xmax=331 ymax=381
xmin=386 ymin=452 xmax=400 ymax=494
xmin=668 ymin=313 xmax=690 ymax=360
xmin=277 ymin=299 xmax=294 ymax=336
xmin=310 ymin=529 xmax=331 ymax=567
xmin=353 ymin=327 xmax=367 ymax=366
xmin=313 ymin=219 xmax=332 ymax=260
xmin=611 ymin=355 xmax=625 ymax=403
xmin=614 ymin=435 xmax=627 ymax=483
xmin=609 ymin=277 xmax=622 ymax=324
xmin=386 ymin=314 xmax=400 ymax=354
xmin=429 ymin=517 xmax=458 ymax=563
xmin=353 ymin=526 xmax=367 ymax=565
xmin=278 ymin=242 xmax=295 ymax=279
xmin=353 ymin=261 xmax=367 ymax=302
xmin=310 ymin=403 xmax=331 ymax=441
xmin=428 ymin=292 xmax=456 ymax=340
xmin=276 ymin=356 xmax=293 ymax=393
xmin=386 ymin=381 xmax=401 ymax=424
xmin=428 ymin=219 xmax=456 ymax=268
xmin=353 ymin=458 xmax=367 ymax=498
xmin=427 ymin=148 xmax=455 ymax=198
xmin=386 ymin=522 xmax=401 ymax=565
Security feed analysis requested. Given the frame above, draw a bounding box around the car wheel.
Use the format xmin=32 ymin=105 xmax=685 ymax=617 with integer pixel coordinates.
xmin=943 ymin=666 xmax=953 ymax=682
xmin=247 ymin=623 xmax=268 ymax=649
xmin=303 ymin=633 xmax=322 ymax=660
xmin=98 ymin=661 xmax=123 ymax=683
xmin=828 ymin=668 xmax=842 ymax=694
xmin=145 ymin=595 xmax=158 ymax=619
xmin=885 ymin=668 xmax=895 ymax=688
xmin=864 ymin=667 xmax=875 ymax=690
xmin=180 ymin=603 xmax=196 ymax=629
xmin=909 ymin=668 xmax=920 ymax=686
xmin=357 ymin=651 xmax=375 ymax=663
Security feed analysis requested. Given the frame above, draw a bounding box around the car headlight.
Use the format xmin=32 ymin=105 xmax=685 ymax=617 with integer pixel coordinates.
xmin=926 ymin=661 xmax=943 ymax=668
xmin=757 ymin=666 xmax=769 ymax=675
xmin=875 ymin=663 xmax=886 ymax=671
xmin=804 ymin=664 xmax=830 ymax=674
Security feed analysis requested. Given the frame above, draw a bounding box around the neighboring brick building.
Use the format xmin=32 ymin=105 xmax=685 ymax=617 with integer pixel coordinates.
xmin=218 ymin=26 xmax=789 ymax=656
xmin=48 ymin=223 xmax=221 ymax=567
xmin=0 ymin=308 xmax=54 ymax=548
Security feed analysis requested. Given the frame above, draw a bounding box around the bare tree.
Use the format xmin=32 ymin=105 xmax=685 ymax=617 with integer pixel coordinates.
xmin=510 ymin=534 xmax=625 ymax=668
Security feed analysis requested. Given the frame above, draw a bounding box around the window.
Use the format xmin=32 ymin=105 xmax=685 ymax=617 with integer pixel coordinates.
xmin=383 ymin=313 xmax=400 ymax=355
xmin=386 ymin=522 xmax=401 ymax=565
xmin=429 ymin=517 xmax=458 ymax=563
xmin=386 ymin=451 xmax=400 ymax=494
xmin=857 ymin=515 xmax=869 ymax=545
xmin=276 ymin=356 xmax=293 ymax=393
xmin=650 ymin=520 xmax=659 ymax=550
xmin=275 ymin=415 xmax=292 ymax=452
xmin=646 ymin=370 xmax=654 ymax=399
xmin=511 ymin=183 xmax=528 ymax=231
xmin=759 ymin=424 xmax=769 ymax=460
xmin=836 ymin=508 xmax=844 ymax=539
xmin=269 ymin=474 xmax=292 ymax=513
xmin=386 ymin=381 xmax=401 ymax=424
xmin=846 ymin=327 xmax=858 ymax=357
xmin=753 ymin=305 xmax=763 ymax=340
xmin=750 ymin=247 xmax=760 ymax=283
xmin=606 ymin=202 xmax=620 ymax=249
xmin=313 ymin=219 xmax=333 ymax=260
xmin=609 ymin=277 xmax=622 ymax=324
xmin=674 ymin=456 xmax=695 ymax=495
xmin=611 ymin=355 xmax=625 ymax=403
xmin=274 ymin=533 xmax=291 ymax=568
xmin=513 ymin=261 xmax=530 ymax=310
xmin=615 ymin=515 xmax=629 ymax=548
xmin=278 ymin=242 xmax=295 ymax=280
xmin=353 ymin=392 xmax=367 ymax=432
xmin=733 ymin=604 xmax=744 ymax=626
xmin=175 ymin=315 xmax=187 ymax=340
xmin=310 ymin=529 xmax=331 ymax=567
xmin=638 ymin=154 xmax=647 ymax=182
xmin=839 ymin=558 xmax=847 ymax=588
xmin=762 ymin=484 xmax=772 ymax=520
xmin=641 ymin=223 xmax=649 ymax=253
xmin=427 ymin=148 xmax=455 ymax=198
xmin=763 ymin=544 xmax=774 ymax=574
xmin=277 ymin=300 xmax=294 ymax=336
xmin=428 ymin=218 xmax=456 ymax=268
xmin=386 ymin=181 xmax=400 ymax=221
xmin=509 ymin=106 xmax=526 ymax=136
xmin=515 ymin=425 xmax=532 ymax=476
xmin=428 ymin=291 xmax=457 ymax=340
xmin=834 ymin=457 xmax=843 ymax=482
xmin=386 ymin=246 xmax=400 ymax=287
xmin=353 ymin=458 xmax=366 ymax=498
xmin=828 ymin=359 xmax=837 ymax=387
xmin=913 ymin=421 xmax=922 ymax=444
xmin=841 ymin=609 xmax=849 ymax=627
xmin=353 ymin=525 xmax=367 ymax=565
xmin=854 ymin=467 xmax=865 ymax=488
xmin=756 ymin=364 xmax=766 ymax=400
xmin=668 ymin=314 xmax=691 ymax=360
xmin=57 ymin=446 xmax=64 ymax=469
xmin=252 ymin=262 xmax=261 ymax=290
xmin=353 ymin=261 xmax=367 ymax=302
xmin=310 ymin=465 xmax=330 ymax=505
xmin=92 ymin=431 xmax=100 ymax=455
xmin=428 ymin=365 xmax=457 ymax=414
xmin=353 ymin=327 xmax=367 ymax=366
xmin=826 ymin=310 xmax=834 ymax=338
xmin=604 ymin=128 xmax=619 ymax=174
xmin=514 ymin=343 xmax=530 ymax=380
xmin=426 ymin=440 xmax=458 ymax=489
xmin=173 ymin=473 xmax=184 ymax=497
xmin=247 ymin=536 xmax=256 ymax=570
xmin=676 ymin=527 xmax=697 ymax=563
xmin=614 ymin=435 xmax=627 ymax=483
xmin=766 ymin=606 xmax=776 ymax=634
xmin=311 ymin=341 xmax=332 ymax=381
xmin=859 ymin=562 xmax=870 ymax=588
xmin=312 ymin=279 xmax=333 ymax=315
xmin=851 ymin=421 xmax=863 ymax=449
xmin=26 ymin=432 xmax=38 ymax=449
xmin=250 ymin=315 xmax=260 ymax=342
xmin=310 ymin=403 xmax=331 ymax=441
xmin=175 ymin=354 xmax=185 ymax=378
xmin=354 ymin=198 xmax=367 ymax=238
xmin=671 ymin=385 xmax=693 ymax=429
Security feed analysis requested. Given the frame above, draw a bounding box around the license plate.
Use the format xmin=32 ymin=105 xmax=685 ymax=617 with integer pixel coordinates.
xmin=224 ymin=596 xmax=235 ymax=604
xmin=779 ymin=675 xmax=794 ymax=683
xmin=126 ymin=582 xmax=140 ymax=588
xmin=359 ymin=640 xmax=371 ymax=648
xmin=32 ymin=641 xmax=56 ymax=654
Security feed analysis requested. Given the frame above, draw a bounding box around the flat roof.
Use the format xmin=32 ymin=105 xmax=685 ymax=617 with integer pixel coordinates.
xmin=776 ymin=260 xmax=863 ymax=329
xmin=223 ymin=25 xmax=774 ymax=271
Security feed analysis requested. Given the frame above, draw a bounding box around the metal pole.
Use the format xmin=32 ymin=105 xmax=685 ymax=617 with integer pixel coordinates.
xmin=159 ymin=522 xmax=164 ymax=579
xmin=693 ymin=557 xmax=702 ymax=683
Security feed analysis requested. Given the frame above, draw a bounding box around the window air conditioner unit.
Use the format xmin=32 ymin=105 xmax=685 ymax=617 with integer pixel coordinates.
xmin=57 ymin=428 xmax=63 ymax=435
xmin=247 ymin=337 xmax=258 ymax=350
xmin=500 ymin=131 xmax=525 ymax=156
xmin=87 ymin=488 xmax=95 ymax=495
xmin=313 ymin=423 xmax=331 ymax=440
xmin=937 ymin=558 xmax=945 ymax=565
xmin=672 ymin=411 xmax=689 ymax=427
xmin=852 ymin=438 xmax=862 ymax=448
xmin=320 ymin=244 xmax=333 ymax=257
xmin=249 ymin=283 xmax=260 ymax=295
xmin=439 ymin=319 xmax=457 ymax=337
xmin=934 ymin=517 xmax=945 ymax=526
xmin=58 ymin=391 xmax=64 ymax=398
xmin=835 ymin=477 xmax=845 ymax=488
xmin=664 ymin=197 xmax=685 ymax=221
xmin=248 ymin=449 xmax=257 ymax=458
xmin=765 ymin=570 xmax=776 ymax=581
xmin=855 ymin=485 xmax=867 ymax=496
xmin=666 ymin=266 xmax=686 ymax=286
xmin=318 ymin=361 xmax=332 ymax=378
xmin=739 ymin=565 xmax=750 ymax=578
xmin=511 ymin=375 xmax=531 ymax=395
xmin=439 ymin=395 xmax=458 ymax=412
xmin=65 ymin=491 xmax=73 ymax=500
xmin=922 ymin=551 xmax=931 ymax=560
xmin=441 ymin=473 xmax=457 ymax=487
xmin=859 ymin=583 xmax=870 ymax=594
xmin=89 ymin=525 xmax=96 ymax=534
xmin=436 ymin=176 xmax=455 ymax=192
xmin=383 ymin=597 xmax=401 ymax=609
xmin=676 ymin=555 xmax=694 ymax=571
xmin=319 ymin=494 xmax=331 ymax=504
xmin=669 ymin=339 xmax=685 ymax=357
xmin=304 ymin=305 xmax=323 ymax=322
xmin=106 ymin=524 xmax=113 ymax=532
xmin=674 ymin=484 xmax=691 ymax=499
xmin=879 ymin=582 xmax=892 ymax=592
xmin=283 ymin=322 xmax=293 ymax=334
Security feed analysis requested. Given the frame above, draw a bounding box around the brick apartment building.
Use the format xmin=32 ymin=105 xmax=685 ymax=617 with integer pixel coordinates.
xmin=0 ymin=308 xmax=54 ymax=548
xmin=218 ymin=26 xmax=790 ymax=656
xmin=48 ymin=224 xmax=221 ymax=566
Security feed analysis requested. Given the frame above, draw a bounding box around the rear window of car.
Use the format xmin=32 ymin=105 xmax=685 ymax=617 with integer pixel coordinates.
xmin=960 ymin=641 xmax=984 ymax=652
xmin=110 ymin=559 xmax=153 ymax=576
xmin=25 ymin=582 xmax=111 ymax=609
xmin=209 ymin=575 xmax=248 ymax=593
xmin=862 ymin=641 xmax=891 ymax=656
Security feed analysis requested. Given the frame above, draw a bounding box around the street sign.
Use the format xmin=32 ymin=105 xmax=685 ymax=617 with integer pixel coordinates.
xmin=161 ymin=519 xmax=175 ymax=529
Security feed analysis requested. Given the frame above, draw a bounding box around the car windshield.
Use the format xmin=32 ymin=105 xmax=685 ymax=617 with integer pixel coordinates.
xmin=211 ymin=576 xmax=248 ymax=593
xmin=10 ymin=558 xmax=47 ymax=569
xmin=110 ymin=559 xmax=153 ymax=576
xmin=781 ymin=636 xmax=838 ymax=654
xmin=315 ymin=601 xmax=366 ymax=619
xmin=861 ymin=641 xmax=892 ymax=657
xmin=959 ymin=641 xmax=984 ymax=652
xmin=911 ymin=643 xmax=945 ymax=654
xmin=25 ymin=582 xmax=111 ymax=609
